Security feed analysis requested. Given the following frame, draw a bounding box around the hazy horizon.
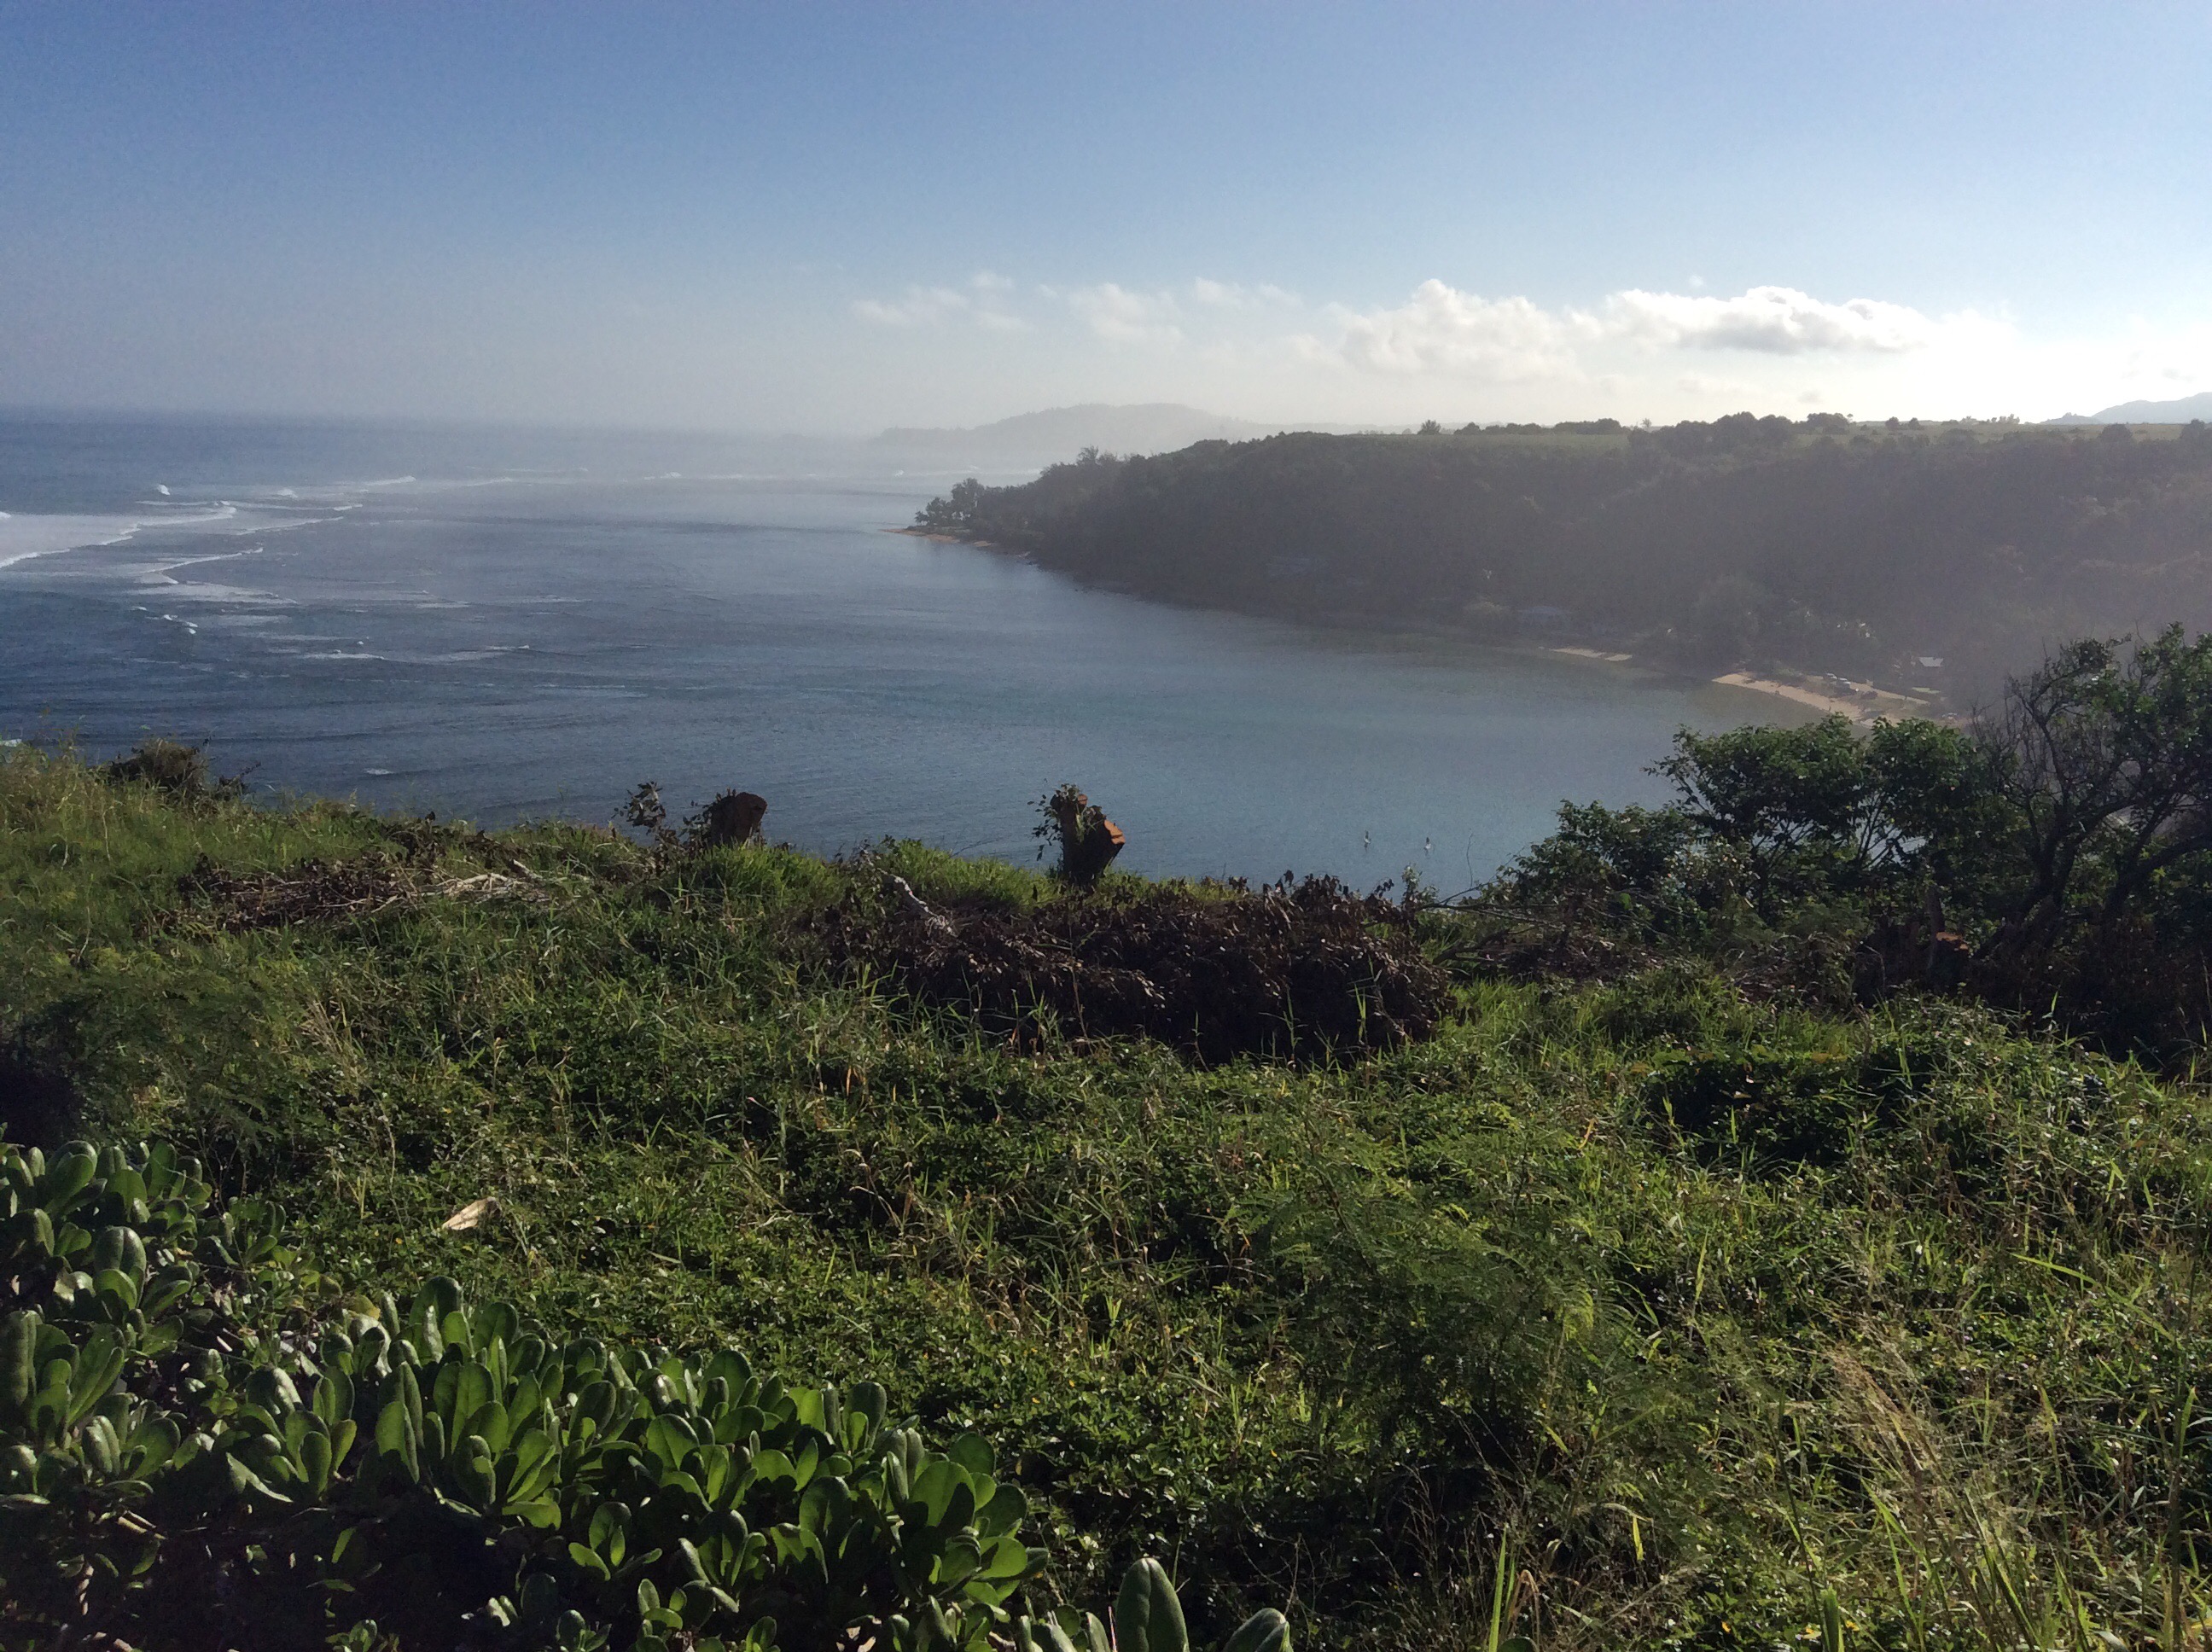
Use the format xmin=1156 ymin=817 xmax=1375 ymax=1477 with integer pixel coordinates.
xmin=0 ymin=393 xmax=2196 ymax=456
xmin=5 ymin=3 xmax=2212 ymax=436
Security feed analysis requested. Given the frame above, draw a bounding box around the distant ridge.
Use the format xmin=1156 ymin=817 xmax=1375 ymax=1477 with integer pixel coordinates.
xmin=875 ymin=403 xmax=1331 ymax=459
xmin=2047 ymin=390 xmax=2212 ymax=424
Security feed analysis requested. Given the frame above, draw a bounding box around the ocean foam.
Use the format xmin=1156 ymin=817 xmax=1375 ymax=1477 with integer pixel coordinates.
xmin=0 ymin=505 xmax=242 ymax=570
xmin=0 ymin=514 xmax=160 ymax=568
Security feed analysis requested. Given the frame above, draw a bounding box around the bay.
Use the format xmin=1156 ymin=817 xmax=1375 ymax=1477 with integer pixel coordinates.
xmin=0 ymin=415 xmax=1805 ymax=886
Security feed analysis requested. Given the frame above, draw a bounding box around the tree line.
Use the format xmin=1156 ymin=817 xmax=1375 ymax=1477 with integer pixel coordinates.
xmin=1469 ymin=625 xmax=2212 ymax=1062
xmin=917 ymin=416 xmax=2212 ymax=700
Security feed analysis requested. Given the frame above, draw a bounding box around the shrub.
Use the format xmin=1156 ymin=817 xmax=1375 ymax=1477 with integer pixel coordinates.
xmin=100 ymin=738 xmax=245 ymax=801
xmin=626 ymin=783 xmax=770 ymax=851
xmin=0 ymin=1136 xmax=1289 ymax=1652
xmin=1459 ymin=631 xmax=2212 ymax=1063
xmin=818 ymin=875 xmax=1445 ymax=1062
xmin=1034 ymin=786 xmax=1126 ymax=887
xmin=687 ymin=791 xmax=768 ymax=850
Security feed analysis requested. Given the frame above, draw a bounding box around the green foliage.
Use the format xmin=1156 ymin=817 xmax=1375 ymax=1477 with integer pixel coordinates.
xmin=913 ymin=477 xmax=994 ymax=536
xmin=914 ymin=416 xmax=2212 ymax=695
xmin=1656 ymin=716 xmax=1997 ymax=901
xmin=0 ymin=1132 xmax=1289 ymax=1652
xmin=15 ymin=740 xmax=2212 ymax=1648
xmin=1472 ymin=635 xmax=2212 ymax=1061
xmin=100 ymin=736 xmax=246 ymax=800
xmin=1491 ymin=713 xmax=1997 ymax=936
xmin=1035 ymin=785 xmax=1126 ymax=887
xmin=1980 ymin=627 xmax=2212 ymax=941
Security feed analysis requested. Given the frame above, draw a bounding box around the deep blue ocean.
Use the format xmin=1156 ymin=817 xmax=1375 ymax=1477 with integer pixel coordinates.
xmin=0 ymin=413 xmax=1801 ymax=885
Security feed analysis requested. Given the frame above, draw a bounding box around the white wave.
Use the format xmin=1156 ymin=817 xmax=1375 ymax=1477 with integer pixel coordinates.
xmin=0 ymin=504 xmax=242 ymax=570
xmin=154 ymin=581 xmax=294 ymax=607
xmin=1 ymin=514 xmax=171 ymax=568
xmin=132 ymin=546 xmax=269 ymax=579
xmin=238 ymin=513 xmax=329 ymax=536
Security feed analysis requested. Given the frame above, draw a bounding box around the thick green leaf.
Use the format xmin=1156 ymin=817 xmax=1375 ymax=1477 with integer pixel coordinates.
xmin=1114 ymin=1561 xmax=1187 ymax=1652
xmin=0 ymin=1312 xmax=37 ymax=1423
xmin=375 ymin=1397 xmax=420 ymax=1481
xmin=1221 ymin=1609 xmax=1291 ymax=1652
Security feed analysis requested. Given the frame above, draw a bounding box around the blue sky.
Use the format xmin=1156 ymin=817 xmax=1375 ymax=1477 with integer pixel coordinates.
xmin=3 ymin=2 xmax=2209 ymax=430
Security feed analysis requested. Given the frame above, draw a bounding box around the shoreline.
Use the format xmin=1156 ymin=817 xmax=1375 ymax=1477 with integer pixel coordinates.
xmin=1710 ymin=670 xmax=1930 ymax=722
xmin=893 ymin=526 xmax=1004 ymax=549
xmin=893 ymin=528 xmax=1944 ymax=720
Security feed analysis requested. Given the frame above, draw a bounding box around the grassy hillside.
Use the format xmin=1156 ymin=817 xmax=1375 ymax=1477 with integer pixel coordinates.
xmin=917 ymin=416 xmax=2212 ymax=701
xmin=9 ymin=742 xmax=2212 ymax=1649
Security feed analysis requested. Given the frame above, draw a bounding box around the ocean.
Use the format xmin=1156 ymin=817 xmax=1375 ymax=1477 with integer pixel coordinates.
xmin=0 ymin=413 xmax=1799 ymax=886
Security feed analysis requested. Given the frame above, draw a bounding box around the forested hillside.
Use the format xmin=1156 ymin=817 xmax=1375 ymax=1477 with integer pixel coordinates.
xmin=917 ymin=416 xmax=2212 ymax=701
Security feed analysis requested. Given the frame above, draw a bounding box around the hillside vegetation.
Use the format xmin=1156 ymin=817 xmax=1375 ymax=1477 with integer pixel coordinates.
xmin=917 ymin=416 xmax=2212 ymax=700
xmin=8 ymin=729 xmax=2212 ymax=1649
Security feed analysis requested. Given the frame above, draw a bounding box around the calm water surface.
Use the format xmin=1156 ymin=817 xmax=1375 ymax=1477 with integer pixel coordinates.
xmin=0 ymin=416 xmax=1801 ymax=885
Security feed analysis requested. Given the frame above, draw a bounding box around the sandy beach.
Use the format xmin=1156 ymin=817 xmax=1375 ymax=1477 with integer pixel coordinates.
xmin=1545 ymin=644 xmax=1935 ymax=721
xmin=1712 ymin=671 xmax=1929 ymax=721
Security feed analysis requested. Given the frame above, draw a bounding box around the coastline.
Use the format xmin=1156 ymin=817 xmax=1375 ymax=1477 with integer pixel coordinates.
xmin=893 ymin=526 xmax=1003 ymax=549
xmin=1710 ymin=670 xmax=1930 ymax=723
xmin=894 ymin=527 xmax=1945 ymax=721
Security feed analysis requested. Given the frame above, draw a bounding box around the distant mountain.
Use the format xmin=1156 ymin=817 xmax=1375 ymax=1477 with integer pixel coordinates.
xmin=2047 ymin=391 xmax=2212 ymax=424
xmin=874 ymin=403 xmax=1331 ymax=460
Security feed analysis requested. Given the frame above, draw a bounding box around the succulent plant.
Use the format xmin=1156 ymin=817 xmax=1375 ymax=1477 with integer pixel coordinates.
xmin=3 ymin=1135 xmax=1301 ymax=1652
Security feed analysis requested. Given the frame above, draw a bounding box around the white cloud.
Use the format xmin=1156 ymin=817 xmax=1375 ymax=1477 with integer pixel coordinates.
xmin=1307 ymin=279 xmax=1584 ymax=381
xmin=1191 ymin=277 xmax=1299 ymax=309
xmin=1068 ymin=282 xmax=1184 ymax=345
xmin=1305 ymin=280 xmax=1993 ymax=381
xmin=1604 ymin=285 xmax=1942 ymax=354
xmin=853 ymin=287 xmax=967 ymax=327
xmin=842 ymin=270 xmax=2152 ymax=426
xmin=857 ymin=271 xmax=1298 ymax=349
xmin=853 ymin=273 xmax=1026 ymax=330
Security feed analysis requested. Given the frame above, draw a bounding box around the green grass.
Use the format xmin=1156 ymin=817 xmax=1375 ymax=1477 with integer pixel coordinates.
xmin=8 ymin=741 xmax=2212 ymax=1649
